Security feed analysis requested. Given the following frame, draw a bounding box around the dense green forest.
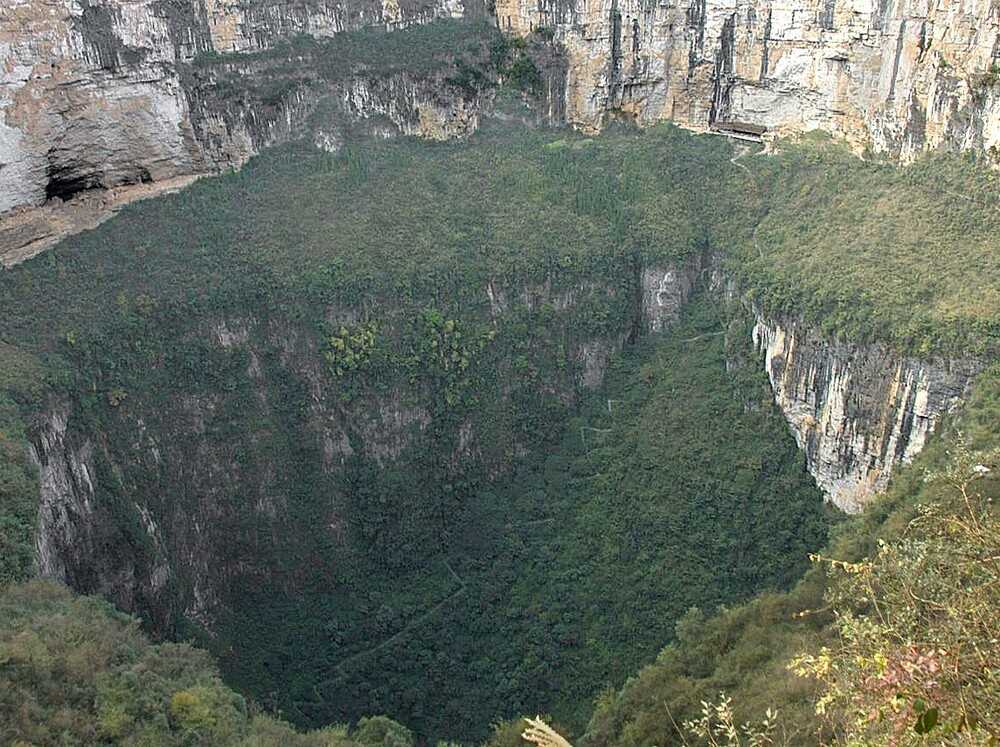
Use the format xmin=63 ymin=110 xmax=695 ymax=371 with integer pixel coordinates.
xmin=1 ymin=109 xmax=998 ymax=745
xmin=2 ymin=366 xmax=996 ymax=744
xmin=584 ymin=365 xmax=999 ymax=746
xmin=0 ymin=123 xmax=823 ymax=739
xmin=211 ymin=297 xmax=829 ymax=735
xmin=3 ymin=123 xmax=996 ymax=359
xmin=0 ymin=580 xmax=418 ymax=745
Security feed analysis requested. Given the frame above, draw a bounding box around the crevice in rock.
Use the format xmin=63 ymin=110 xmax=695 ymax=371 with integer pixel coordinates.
xmin=608 ymin=0 xmax=623 ymax=106
xmin=819 ymin=0 xmax=836 ymax=31
xmin=709 ymin=13 xmax=736 ymax=125
xmin=45 ymin=165 xmax=103 ymax=203
xmin=760 ymin=8 xmax=772 ymax=80
xmin=72 ymin=0 xmax=147 ymax=71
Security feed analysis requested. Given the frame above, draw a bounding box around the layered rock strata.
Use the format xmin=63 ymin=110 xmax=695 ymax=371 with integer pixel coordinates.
xmin=753 ymin=315 xmax=983 ymax=511
xmin=0 ymin=0 xmax=473 ymax=217
xmin=495 ymin=0 xmax=1000 ymax=159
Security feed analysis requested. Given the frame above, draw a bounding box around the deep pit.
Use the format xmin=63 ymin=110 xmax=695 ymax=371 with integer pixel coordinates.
xmin=1 ymin=121 xmax=997 ymax=744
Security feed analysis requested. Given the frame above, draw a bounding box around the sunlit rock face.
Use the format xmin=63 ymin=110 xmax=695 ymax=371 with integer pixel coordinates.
xmin=0 ymin=0 xmax=472 ymax=215
xmin=495 ymin=0 xmax=1000 ymax=158
xmin=753 ymin=315 xmax=983 ymax=512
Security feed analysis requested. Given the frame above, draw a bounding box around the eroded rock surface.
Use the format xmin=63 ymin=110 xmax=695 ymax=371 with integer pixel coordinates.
xmin=753 ymin=315 xmax=983 ymax=512
xmin=495 ymin=0 xmax=1000 ymax=158
xmin=0 ymin=0 xmax=475 ymax=231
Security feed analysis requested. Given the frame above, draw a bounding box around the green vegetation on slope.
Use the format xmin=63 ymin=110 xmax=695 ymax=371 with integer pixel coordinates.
xmin=0 ymin=343 xmax=46 ymax=586
xmin=794 ymin=438 xmax=998 ymax=744
xmin=0 ymin=393 xmax=39 ymax=586
xmin=480 ymin=296 xmax=830 ymax=727
xmin=0 ymin=292 xmax=829 ymax=745
xmin=583 ymin=366 xmax=1000 ymax=746
xmin=237 ymin=295 xmax=828 ymax=736
xmin=0 ymin=123 xmax=813 ymax=740
xmin=184 ymin=18 xmax=545 ymax=120
xmin=3 ymin=125 xmax=998 ymax=357
xmin=0 ymin=581 xmax=417 ymax=746
xmin=1 ymin=117 xmax=998 ymax=744
xmin=190 ymin=18 xmax=497 ymax=79
xmin=720 ymin=134 xmax=1000 ymax=356
xmin=0 ymin=124 xmax=717 ymax=354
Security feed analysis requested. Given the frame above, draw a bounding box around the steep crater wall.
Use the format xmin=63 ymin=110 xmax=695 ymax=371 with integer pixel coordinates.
xmin=0 ymin=0 xmax=482 ymax=218
xmin=26 ymin=255 xmax=985 ymax=635
xmin=27 ymin=257 xmax=698 ymax=636
xmin=752 ymin=314 xmax=983 ymax=512
xmin=496 ymin=0 xmax=1000 ymax=159
xmin=10 ymin=243 xmax=986 ymax=736
xmin=2 ymin=118 xmax=992 ymax=736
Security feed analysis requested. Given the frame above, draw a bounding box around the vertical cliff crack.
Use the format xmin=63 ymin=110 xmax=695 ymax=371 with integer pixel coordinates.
xmin=709 ymin=13 xmax=737 ymax=125
xmin=819 ymin=0 xmax=836 ymax=31
xmin=686 ymin=0 xmax=707 ymax=80
xmin=609 ymin=0 xmax=623 ymax=106
xmin=627 ymin=248 xmax=643 ymax=345
xmin=759 ymin=9 xmax=772 ymax=80
xmin=887 ymin=20 xmax=908 ymax=101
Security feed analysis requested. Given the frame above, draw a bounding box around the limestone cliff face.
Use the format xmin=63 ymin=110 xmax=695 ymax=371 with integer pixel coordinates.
xmin=337 ymin=73 xmax=484 ymax=139
xmin=0 ymin=0 xmax=472 ymax=215
xmin=31 ymin=403 xmax=98 ymax=583
xmin=2 ymin=0 xmax=205 ymax=213
xmin=495 ymin=0 xmax=1000 ymax=158
xmin=28 ymin=259 xmax=699 ymax=633
xmin=182 ymin=60 xmax=488 ymax=169
xmin=196 ymin=0 xmax=466 ymax=54
xmin=643 ymin=263 xmax=698 ymax=331
xmin=752 ymin=315 xmax=983 ymax=512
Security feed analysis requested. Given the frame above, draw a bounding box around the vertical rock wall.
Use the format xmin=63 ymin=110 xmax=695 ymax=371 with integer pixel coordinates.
xmin=338 ymin=74 xmax=484 ymax=139
xmin=495 ymin=0 xmax=1000 ymax=159
xmin=1 ymin=0 xmax=207 ymax=212
xmin=25 ymin=260 xmax=700 ymax=631
xmin=752 ymin=315 xmax=983 ymax=512
xmin=0 ymin=0 xmax=472 ymax=215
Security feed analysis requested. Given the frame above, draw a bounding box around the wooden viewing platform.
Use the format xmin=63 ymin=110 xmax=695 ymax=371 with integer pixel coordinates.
xmin=709 ymin=121 xmax=767 ymax=142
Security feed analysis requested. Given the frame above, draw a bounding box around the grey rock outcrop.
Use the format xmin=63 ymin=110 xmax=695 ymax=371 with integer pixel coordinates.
xmin=752 ymin=314 xmax=983 ymax=512
xmin=643 ymin=262 xmax=699 ymax=332
xmin=495 ymin=0 xmax=1000 ymax=159
xmin=0 ymin=0 xmax=474 ymax=217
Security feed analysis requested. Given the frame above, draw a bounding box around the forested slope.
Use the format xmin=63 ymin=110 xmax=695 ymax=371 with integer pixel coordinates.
xmin=0 ymin=121 xmax=997 ymax=745
xmin=584 ymin=367 xmax=1000 ymax=746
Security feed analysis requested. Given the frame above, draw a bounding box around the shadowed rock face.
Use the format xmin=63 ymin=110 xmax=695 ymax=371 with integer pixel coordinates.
xmin=26 ymin=260 xmax=701 ymax=635
xmin=26 ymin=248 xmax=977 ymax=643
xmin=494 ymin=0 xmax=1000 ymax=159
xmin=0 ymin=0 xmax=474 ymax=216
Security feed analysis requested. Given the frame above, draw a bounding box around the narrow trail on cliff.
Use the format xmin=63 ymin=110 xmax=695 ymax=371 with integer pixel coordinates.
xmin=679 ymin=330 xmax=725 ymax=343
xmin=304 ymin=557 xmax=469 ymax=704
xmin=730 ymin=146 xmax=765 ymax=261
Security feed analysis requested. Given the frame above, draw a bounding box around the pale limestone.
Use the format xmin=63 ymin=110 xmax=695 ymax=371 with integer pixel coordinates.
xmin=0 ymin=0 xmax=472 ymax=219
xmin=498 ymin=0 xmax=1000 ymax=158
xmin=752 ymin=315 xmax=982 ymax=512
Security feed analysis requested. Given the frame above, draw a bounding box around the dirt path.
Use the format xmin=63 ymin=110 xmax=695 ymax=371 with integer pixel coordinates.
xmin=308 ymin=558 xmax=468 ymax=697
xmin=679 ymin=330 xmax=725 ymax=343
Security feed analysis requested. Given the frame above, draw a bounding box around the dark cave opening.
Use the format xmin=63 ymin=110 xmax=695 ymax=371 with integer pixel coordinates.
xmin=44 ymin=165 xmax=154 ymax=202
xmin=45 ymin=166 xmax=104 ymax=202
